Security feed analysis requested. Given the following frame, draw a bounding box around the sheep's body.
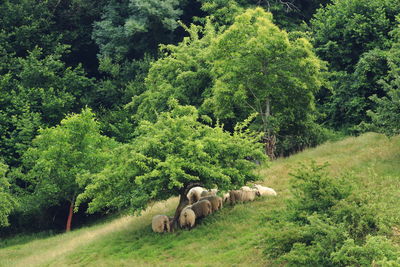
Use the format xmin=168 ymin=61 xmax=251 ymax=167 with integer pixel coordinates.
xmin=241 ymin=189 xmax=258 ymax=202
xmin=200 ymin=195 xmax=223 ymax=212
xmin=152 ymin=215 xmax=170 ymax=233
xmin=179 ymin=207 xmax=196 ymax=229
xmin=241 ymin=186 xmax=252 ymax=191
xmin=187 ymin=186 xmax=205 ymax=204
xmin=229 ymin=190 xmax=244 ymax=205
xmin=222 ymin=193 xmax=230 ymax=203
xmin=200 ymin=189 xmax=218 ymax=198
xmin=254 ymin=184 xmax=277 ymax=196
xmin=191 ymin=199 xmax=212 ymax=218
xmin=200 ymin=190 xmax=211 ymax=197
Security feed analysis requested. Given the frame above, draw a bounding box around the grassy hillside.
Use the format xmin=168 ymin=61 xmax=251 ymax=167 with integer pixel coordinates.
xmin=1 ymin=132 xmax=399 ymax=267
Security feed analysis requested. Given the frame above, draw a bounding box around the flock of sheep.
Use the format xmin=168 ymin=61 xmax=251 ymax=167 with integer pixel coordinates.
xmin=152 ymin=184 xmax=277 ymax=233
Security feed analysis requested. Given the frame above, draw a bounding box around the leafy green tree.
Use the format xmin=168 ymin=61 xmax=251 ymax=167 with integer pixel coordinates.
xmin=0 ymin=0 xmax=59 ymax=58
xmin=0 ymin=47 xmax=95 ymax=166
xmin=127 ymin=22 xmax=215 ymax=123
xmin=77 ymin=102 xmax=266 ymax=227
xmin=323 ymin=49 xmax=390 ymax=129
xmin=48 ymin=0 xmax=109 ymax=72
xmin=311 ymin=0 xmax=400 ymax=73
xmin=206 ymin=8 xmax=325 ymax=158
xmin=0 ymin=160 xmax=16 ymax=227
xmin=311 ymin=0 xmax=400 ymax=130
xmin=199 ymin=0 xmax=331 ymax=30
xmin=93 ymin=0 xmax=187 ymax=61
xmin=368 ymin=36 xmax=400 ymax=136
xmin=21 ymin=108 xmax=115 ymax=232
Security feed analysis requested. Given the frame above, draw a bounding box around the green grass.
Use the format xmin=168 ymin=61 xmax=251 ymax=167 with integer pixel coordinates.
xmin=1 ymin=132 xmax=399 ymax=267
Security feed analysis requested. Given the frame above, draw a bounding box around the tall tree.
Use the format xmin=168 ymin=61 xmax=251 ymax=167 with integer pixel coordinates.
xmin=311 ymin=0 xmax=400 ymax=130
xmin=127 ymin=22 xmax=215 ymax=123
xmin=311 ymin=0 xmax=400 ymax=73
xmin=0 ymin=0 xmax=59 ymax=58
xmin=0 ymin=47 xmax=95 ymax=167
xmin=77 ymin=102 xmax=266 ymax=227
xmin=206 ymin=8 xmax=325 ymax=158
xmin=93 ymin=0 xmax=188 ymax=62
xmin=21 ymin=108 xmax=115 ymax=232
xmin=368 ymin=29 xmax=400 ymax=136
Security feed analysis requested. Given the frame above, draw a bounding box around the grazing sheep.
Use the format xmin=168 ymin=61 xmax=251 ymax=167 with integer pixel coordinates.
xmin=241 ymin=186 xmax=252 ymax=191
xmin=187 ymin=186 xmax=205 ymax=204
xmin=200 ymin=195 xmax=223 ymax=212
xmin=210 ymin=188 xmax=218 ymax=195
xmin=179 ymin=207 xmax=196 ymax=230
xmin=241 ymin=189 xmax=259 ymax=202
xmin=254 ymin=184 xmax=277 ymax=196
xmin=222 ymin=192 xmax=230 ymax=203
xmin=229 ymin=190 xmax=244 ymax=205
xmin=191 ymin=199 xmax=212 ymax=218
xmin=200 ymin=190 xmax=211 ymax=197
xmin=200 ymin=189 xmax=218 ymax=197
xmin=152 ymin=215 xmax=171 ymax=233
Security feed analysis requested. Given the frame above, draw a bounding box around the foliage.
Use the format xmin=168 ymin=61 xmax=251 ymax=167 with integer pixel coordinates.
xmin=92 ymin=0 xmax=188 ymax=61
xmin=311 ymin=0 xmax=400 ymax=72
xmin=198 ymin=0 xmax=244 ymax=27
xmin=0 ymin=161 xmax=17 ymax=227
xmin=311 ymin=0 xmax=400 ymax=130
xmin=20 ymin=108 xmax=115 ymax=223
xmin=0 ymin=47 xmax=95 ymax=166
xmin=199 ymin=0 xmax=331 ymax=30
xmin=91 ymin=55 xmax=154 ymax=142
xmin=262 ymin=162 xmax=400 ymax=266
xmin=0 ymin=0 xmax=59 ymax=58
xmin=288 ymin=162 xmax=351 ymax=222
xmin=127 ymin=22 xmax=215 ymax=123
xmin=77 ymin=102 xmax=267 ymax=214
xmin=48 ymin=0 xmax=109 ymax=71
xmin=206 ymin=8 xmax=325 ymax=156
xmin=368 ymin=33 xmax=400 ymax=136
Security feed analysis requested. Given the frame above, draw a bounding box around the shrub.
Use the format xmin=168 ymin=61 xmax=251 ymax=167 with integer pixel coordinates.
xmin=262 ymin=162 xmax=400 ymax=266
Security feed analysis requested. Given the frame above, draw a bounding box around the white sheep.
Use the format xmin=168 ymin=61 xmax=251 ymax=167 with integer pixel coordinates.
xmin=241 ymin=188 xmax=259 ymax=202
xmin=199 ymin=195 xmax=223 ymax=212
xmin=187 ymin=186 xmax=205 ymax=204
xmin=179 ymin=207 xmax=196 ymax=230
xmin=200 ymin=188 xmax=218 ymax=198
xmin=241 ymin=186 xmax=252 ymax=191
xmin=191 ymin=199 xmax=212 ymax=218
xmin=222 ymin=192 xmax=230 ymax=203
xmin=152 ymin=215 xmax=171 ymax=233
xmin=229 ymin=190 xmax=244 ymax=205
xmin=254 ymin=184 xmax=277 ymax=196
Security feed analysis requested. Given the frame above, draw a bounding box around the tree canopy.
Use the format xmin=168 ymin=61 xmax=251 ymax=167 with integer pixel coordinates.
xmin=77 ymin=102 xmax=266 ymax=225
xmin=21 ymin=108 xmax=115 ymax=231
xmin=206 ymin=8 xmax=325 ymax=157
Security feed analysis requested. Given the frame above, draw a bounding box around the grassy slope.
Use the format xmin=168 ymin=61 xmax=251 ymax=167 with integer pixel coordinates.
xmin=1 ymin=132 xmax=399 ymax=267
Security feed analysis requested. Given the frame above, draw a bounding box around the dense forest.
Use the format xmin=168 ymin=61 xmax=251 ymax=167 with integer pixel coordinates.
xmin=1 ymin=0 xmax=400 ymax=264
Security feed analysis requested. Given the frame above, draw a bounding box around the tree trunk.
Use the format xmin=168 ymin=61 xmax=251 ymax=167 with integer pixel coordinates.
xmin=66 ymin=198 xmax=75 ymax=232
xmin=262 ymin=98 xmax=276 ymax=160
xmin=263 ymin=134 xmax=276 ymax=160
xmin=172 ymin=192 xmax=190 ymax=230
xmin=171 ymin=183 xmax=202 ymax=230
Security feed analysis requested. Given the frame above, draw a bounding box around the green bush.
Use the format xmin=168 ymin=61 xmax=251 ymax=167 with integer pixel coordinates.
xmin=288 ymin=162 xmax=352 ymax=222
xmin=262 ymin=162 xmax=400 ymax=266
